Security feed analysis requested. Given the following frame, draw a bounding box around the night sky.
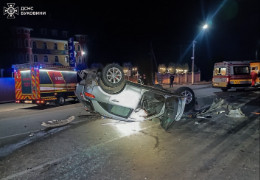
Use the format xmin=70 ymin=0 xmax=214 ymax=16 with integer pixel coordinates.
xmin=0 ymin=0 xmax=259 ymax=80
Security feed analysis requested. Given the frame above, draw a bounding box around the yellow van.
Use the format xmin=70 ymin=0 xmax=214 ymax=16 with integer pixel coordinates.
xmin=212 ymin=61 xmax=251 ymax=91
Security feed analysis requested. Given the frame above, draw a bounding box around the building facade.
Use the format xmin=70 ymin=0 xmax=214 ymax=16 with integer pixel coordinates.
xmin=11 ymin=27 xmax=87 ymax=67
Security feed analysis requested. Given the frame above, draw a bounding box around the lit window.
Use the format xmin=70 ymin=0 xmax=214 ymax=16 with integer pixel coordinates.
xmin=214 ymin=68 xmax=226 ymax=76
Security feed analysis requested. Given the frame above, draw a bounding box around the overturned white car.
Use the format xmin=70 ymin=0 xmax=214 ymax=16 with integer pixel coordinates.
xmin=75 ymin=63 xmax=195 ymax=130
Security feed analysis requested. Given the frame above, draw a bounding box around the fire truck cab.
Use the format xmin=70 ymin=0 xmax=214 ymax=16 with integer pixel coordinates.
xmin=212 ymin=61 xmax=251 ymax=91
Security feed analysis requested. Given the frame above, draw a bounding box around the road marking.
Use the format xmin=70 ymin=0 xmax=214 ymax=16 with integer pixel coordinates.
xmin=0 ymin=131 xmax=38 ymax=140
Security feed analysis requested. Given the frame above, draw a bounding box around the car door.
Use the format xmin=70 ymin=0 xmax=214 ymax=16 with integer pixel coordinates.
xmin=160 ymin=96 xmax=180 ymax=130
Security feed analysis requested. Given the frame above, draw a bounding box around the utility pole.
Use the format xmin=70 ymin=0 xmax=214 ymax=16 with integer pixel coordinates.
xmin=150 ymin=41 xmax=157 ymax=84
xmin=191 ymin=40 xmax=196 ymax=84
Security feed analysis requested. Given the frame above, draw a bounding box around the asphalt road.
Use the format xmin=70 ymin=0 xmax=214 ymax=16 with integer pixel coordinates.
xmin=0 ymin=85 xmax=219 ymax=148
xmin=0 ymin=102 xmax=85 ymax=147
xmin=0 ymin=88 xmax=259 ymax=180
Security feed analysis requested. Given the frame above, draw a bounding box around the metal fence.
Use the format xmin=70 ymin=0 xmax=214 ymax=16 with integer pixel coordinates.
xmin=155 ymin=72 xmax=201 ymax=84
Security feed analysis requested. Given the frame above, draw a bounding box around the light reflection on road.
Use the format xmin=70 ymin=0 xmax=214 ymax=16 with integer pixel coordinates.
xmin=115 ymin=122 xmax=141 ymax=136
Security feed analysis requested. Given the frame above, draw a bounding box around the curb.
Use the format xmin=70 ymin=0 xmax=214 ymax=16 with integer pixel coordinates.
xmin=163 ymin=84 xmax=212 ymax=91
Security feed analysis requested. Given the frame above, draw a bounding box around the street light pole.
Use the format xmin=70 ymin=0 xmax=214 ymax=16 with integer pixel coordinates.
xmin=191 ymin=23 xmax=208 ymax=84
xmin=191 ymin=40 xmax=196 ymax=84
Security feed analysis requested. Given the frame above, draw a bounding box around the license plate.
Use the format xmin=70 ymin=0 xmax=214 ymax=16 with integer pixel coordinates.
xmin=24 ymin=100 xmax=32 ymax=104
xmin=234 ymin=80 xmax=240 ymax=84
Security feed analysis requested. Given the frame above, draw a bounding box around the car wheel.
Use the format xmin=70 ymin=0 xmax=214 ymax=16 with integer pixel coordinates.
xmin=174 ymin=87 xmax=195 ymax=111
xmin=101 ymin=63 xmax=125 ymax=88
xmin=99 ymin=78 xmax=125 ymax=94
xmin=56 ymin=96 xmax=65 ymax=106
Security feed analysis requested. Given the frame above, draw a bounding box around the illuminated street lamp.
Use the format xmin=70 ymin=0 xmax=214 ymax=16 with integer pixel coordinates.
xmin=191 ymin=23 xmax=208 ymax=84
xmin=202 ymin=23 xmax=208 ymax=30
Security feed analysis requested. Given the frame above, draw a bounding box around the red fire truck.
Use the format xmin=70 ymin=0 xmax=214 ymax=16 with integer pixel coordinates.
xmin=13 ymin=63 xmax=78 ymax=105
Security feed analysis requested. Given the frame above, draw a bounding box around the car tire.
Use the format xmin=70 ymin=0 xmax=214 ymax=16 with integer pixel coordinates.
xmin=99 ymin=78 xmax=125 ymax=94
xmin=56 ymin=96 xmax=65 ymax=106
xmin=174 ymin=87 xmax=195 ymax=111
xmin=101 ymin=63 xmax=125 ymax=88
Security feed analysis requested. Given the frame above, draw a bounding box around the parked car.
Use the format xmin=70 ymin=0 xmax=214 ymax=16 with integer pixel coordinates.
xmin=75 ymin=63 xmax=195 ymax=130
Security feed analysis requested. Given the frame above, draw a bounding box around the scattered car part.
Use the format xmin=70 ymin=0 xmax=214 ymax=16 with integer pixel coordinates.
xmin=41 ymin=116 xmax=75 ymax=128
xmin=226 ymin=108 xmax=245 ymax=118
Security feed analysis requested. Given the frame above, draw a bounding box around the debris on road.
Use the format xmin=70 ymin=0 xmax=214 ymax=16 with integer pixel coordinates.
xmin=41 ymin=116 xmax=75 ymax=128
xmin=196 ymin=115 xmax=212 ymax=119
xmin=226 ymin=108 xmax=245 ymax=118
xmin=194 ymin=98 xmax=247 ymax=119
